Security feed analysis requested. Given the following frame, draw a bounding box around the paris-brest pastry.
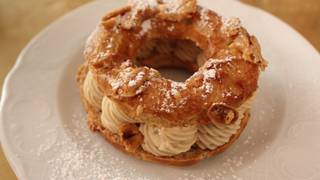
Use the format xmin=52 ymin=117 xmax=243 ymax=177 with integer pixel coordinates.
xmin=77 ymin=0 xmax=267 ymax=165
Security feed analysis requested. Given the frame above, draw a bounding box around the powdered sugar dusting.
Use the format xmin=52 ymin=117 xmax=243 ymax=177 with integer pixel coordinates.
xmin=128 ymin=80 xmax=136 ymax=87
xmin=128 ymin=71 xmax=146 ymax=87
xmin=161 ymin=0 xmax=183 ymax=13
xmin=97 ymin=51 xmax=109 ymax=60
xmin=221 ymin=17 xmax=241 ymax=36
xmin=198 ymin=8 xmax=215 ymax=38
xmin=206 ymin=57 xmax=234 ymax=67
xmin=200 ymin=70 xmax=215 ymax=96
xmin=222 ymin=17 xmax=241 ymax=30
xmin=201 ymin=81 xmax=214 ymax=95
xmin=109 ymin=66 xmax=134 ymax=91
xmin=139 ymin=19 xmax=152 ymax=36
xmin=46 ymin=113 xmax=138 ymax=179
xmin=167 ymin=25 xmax=175 ymax=32
xmin=159 ymin=81 xmax=187 ymax=113
xmin=200 ymin=8 xmax=211 ymax=25
xmin=193 ymin=56 xmax=236 ymax=98
xmin=129 ymin=0 xmax=158 ymax=10
xmin=124 ymin=0 xmax=158 ymax=29
xmin=110 ymin=79 xmax=122 ymax=91
xmin=204 ymin=69 xmax=216 ymax=79
xmin=222 ymin=91 xmax=233 ymax=98
xmin=171 ymin=81 xmax=186 ymax=90
xmin=159 ymin=88 xmax=175 ymax=113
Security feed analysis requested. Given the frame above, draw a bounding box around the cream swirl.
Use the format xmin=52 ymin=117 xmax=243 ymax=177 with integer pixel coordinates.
xmin=83 ymin=71 xmax=104 ymax=109
xmin=197 ymin=119 xmax=241 ymax=150
xmin=139 ymin=124 xmax=197 ymax=156
xmin=101 ymin=96 xmax=138 ymax=133
xmin=197 ymin=96 xmax=255 ymax=150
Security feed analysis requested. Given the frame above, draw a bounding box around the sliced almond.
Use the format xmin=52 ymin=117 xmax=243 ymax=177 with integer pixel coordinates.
xmin=120 ymin=123 xmax=144 ymax=152
xmin=207 ymin=103 xmax=238 ymax=125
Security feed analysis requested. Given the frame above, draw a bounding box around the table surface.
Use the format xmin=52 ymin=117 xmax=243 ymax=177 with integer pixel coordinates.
xmin=0 ymin=0 xmax=319 ymax=179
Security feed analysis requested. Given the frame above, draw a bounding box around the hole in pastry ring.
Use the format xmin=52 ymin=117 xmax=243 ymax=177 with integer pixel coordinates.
xmin=84 ymin=0 xmax=267 ymax=127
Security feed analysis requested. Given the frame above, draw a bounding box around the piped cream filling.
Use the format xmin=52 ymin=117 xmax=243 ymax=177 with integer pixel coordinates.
xmin=139 ymin=124 xmax=197 ymax=156
xmin=83 ymin=71 xmax=255 ymax=156
xmin=83 ymin=71 xmax=104 ymax=109
xmin=196 ymin=97 xmax=255 ymax=150
xmin=101 ymin=96 xmax=138 ymax=133
xmin=197 ymin=119 xmax=241 ymax=150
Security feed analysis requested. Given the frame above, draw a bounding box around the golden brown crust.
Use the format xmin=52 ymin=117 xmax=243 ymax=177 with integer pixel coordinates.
xmin=77 ymin=66 xmax=250 ymax=166
xmin=83 ymin=1 xmax=267 ymax=127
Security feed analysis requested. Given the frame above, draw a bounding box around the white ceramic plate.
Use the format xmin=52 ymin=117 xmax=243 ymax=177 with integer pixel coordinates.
xmin=1 ymin=0 xmax=320 ymax=179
